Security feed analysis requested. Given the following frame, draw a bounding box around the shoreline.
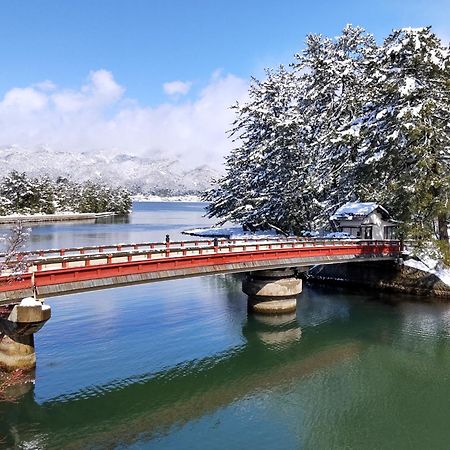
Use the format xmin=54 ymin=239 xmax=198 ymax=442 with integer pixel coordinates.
xmin=131 ymin=195 xmax=204 ymax=203
xmin=0 ymin=212 xmax=115 ymax=225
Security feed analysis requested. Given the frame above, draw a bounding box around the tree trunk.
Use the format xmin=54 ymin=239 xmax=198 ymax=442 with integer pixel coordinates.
xmin=438 ymin=213 xmax=449 ymax=242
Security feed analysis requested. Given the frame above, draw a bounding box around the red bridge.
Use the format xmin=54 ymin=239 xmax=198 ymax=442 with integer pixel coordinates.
xmin=0 ymin=237 xmax=401 ymax=302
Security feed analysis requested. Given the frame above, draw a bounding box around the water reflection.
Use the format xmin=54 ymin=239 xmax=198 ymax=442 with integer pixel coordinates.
xmin=3 ymin=203 xmax=450 ymax=449
xmin=246 ymin=313 xmax=302 ymax=348
xmin=0 ymin=302 xmax=361 ymax=449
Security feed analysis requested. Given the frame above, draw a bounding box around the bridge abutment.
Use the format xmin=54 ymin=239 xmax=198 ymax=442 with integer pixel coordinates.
xmin=0 ymin=299 xmax=51 ymax=371
xmin=242 ymin=269 xmax=302 ymax=314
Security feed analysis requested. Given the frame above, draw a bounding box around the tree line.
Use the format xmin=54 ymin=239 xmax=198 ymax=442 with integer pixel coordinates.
xmin=0 ymin=171 xmax=132 ymax=215
xmin=205 ymin=26 xmax=450 ymax=251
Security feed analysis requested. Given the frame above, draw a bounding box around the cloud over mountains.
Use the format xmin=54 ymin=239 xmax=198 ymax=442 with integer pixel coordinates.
xmin=0 ymin=69 xmax=248 ymax=169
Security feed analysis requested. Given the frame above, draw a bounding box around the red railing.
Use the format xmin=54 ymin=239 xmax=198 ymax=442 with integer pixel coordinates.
xmin=0 ymin=239 xmax=401 ymax=296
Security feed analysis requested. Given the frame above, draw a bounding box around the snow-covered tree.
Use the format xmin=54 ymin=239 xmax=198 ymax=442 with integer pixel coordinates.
xmin=0 ymin=173 xmax=132 ymax=216
xmin=0 ymin=222 xmax=30 ymax=277
xmin=340 ymin=27 xmax=450 ymax=246
xmin=206 ymin=25 xmax=377 ymax=233
xmin=206 ymin=25 xmax=450 ymax=247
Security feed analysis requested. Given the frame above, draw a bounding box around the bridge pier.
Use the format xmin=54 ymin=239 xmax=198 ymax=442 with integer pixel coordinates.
xmin=242 ymin=269 xmax=302 ymax=314
xmin=0 ymin=299 xmax=51 ymax=371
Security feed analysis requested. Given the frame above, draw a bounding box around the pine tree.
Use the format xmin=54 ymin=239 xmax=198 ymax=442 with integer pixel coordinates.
xmin=206 ymin=25 xmax=450 ymax=249
xmin=206 ymin=25 xmax=378 ymax=233
xmin=342 ymin=27 xmax=450 ymax=247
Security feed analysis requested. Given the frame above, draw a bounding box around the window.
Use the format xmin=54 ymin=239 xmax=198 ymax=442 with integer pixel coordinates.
xmin=364 ymin=227 xmax=372 ymax=239
xmin=384 ymin=226 xmax=396 ymax=240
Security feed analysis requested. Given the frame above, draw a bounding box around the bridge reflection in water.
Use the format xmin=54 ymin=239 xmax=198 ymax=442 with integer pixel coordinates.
xmin=0 ymin=285 xmax=368 ymax=449
xmin=2 ymin=281 xmax=450 ymax=449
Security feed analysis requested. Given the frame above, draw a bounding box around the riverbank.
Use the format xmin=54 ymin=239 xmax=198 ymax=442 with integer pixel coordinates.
xmin=132 ymin=194 xmax=203 ymax=202
xmin=0 ymin=212 xmax=115 ymax=224
xmin=306 ymin=259 xmax=450 ymax=299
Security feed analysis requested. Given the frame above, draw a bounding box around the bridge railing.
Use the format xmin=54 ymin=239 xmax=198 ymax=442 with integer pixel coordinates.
xmin=0 ymin=236 xmax=307 ymax=259
xmin=0 ymin=236 xmax=401 ymax=259
xmin=0 ymin=239 xmax=401 ymax=275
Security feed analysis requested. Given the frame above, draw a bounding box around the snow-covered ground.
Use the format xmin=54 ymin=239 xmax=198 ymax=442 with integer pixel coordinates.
xmin=183 ymin=226 xmax=280 ymax=239
xmin=404 ymin=257 xmax=450 ymax=287
xmin=0 ymin=212 xmax=114 ymax=224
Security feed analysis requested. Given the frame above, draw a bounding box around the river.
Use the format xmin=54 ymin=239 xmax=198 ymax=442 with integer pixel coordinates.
xmin=2 ymin=202 xmax=450 ymax=449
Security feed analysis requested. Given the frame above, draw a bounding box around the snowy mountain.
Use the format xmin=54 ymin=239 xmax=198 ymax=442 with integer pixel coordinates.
xmin=0 ymin=146 xmax=221 ymax=195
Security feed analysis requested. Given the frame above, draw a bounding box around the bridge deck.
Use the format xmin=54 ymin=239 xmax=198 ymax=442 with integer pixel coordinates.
xmin=0 ymin=238 xmax=401 ymax=302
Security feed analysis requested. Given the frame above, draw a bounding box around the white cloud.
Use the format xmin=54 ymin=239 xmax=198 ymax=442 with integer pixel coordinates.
xmin=0 ymin=70 xmax=249 ymax=169
xmin=1 ymin=87 xmax=48 ymax=113
xmin=163 ymin=80 xmax=192 ymax=96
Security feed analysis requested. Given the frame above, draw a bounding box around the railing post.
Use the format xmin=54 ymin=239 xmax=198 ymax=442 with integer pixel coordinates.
xmin=107 ymin=254 xmax=112 ymax=264
xmin=214 ymin=237 xmax=219 ymax=253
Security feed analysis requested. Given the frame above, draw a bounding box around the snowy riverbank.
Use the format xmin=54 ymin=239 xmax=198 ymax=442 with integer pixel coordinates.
xmin=0 ymin=212 xmax=115 ymax=224
xmin=132 ymin=194 xmax=203 ymax=202
xmin=183 ymin=226 xmax=279 ymax=239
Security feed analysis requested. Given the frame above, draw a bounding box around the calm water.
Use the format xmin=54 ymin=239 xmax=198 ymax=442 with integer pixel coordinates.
xmin=2 ymin=202 xmax=450 ymax=449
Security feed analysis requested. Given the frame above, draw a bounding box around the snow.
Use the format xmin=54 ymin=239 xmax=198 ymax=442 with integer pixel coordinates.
xmin=0 ymin=146 xmax=220 ymax=197
xmin=399 ymin=77 xmax=416 ymax=96
xmin=330 ymin=202 xmax=380 ymax=220
xmin=20 ymin=297 xmax=42 ymax=307
xmin=404 ymin=257 xmax=450 ymax=287
xmin=183 ymin=226 xmax=279 ymax=239
xmin=132 ymin=194 xmax=203 ymax=202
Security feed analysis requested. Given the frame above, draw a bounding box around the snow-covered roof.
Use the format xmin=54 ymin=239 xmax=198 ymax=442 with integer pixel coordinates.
xmin=330 ymin=202 xmax=390 ymax=221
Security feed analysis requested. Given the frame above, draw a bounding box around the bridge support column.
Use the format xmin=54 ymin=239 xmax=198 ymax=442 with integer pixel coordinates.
xmin=242 ymin=269 xmax=302 ymax=314
xmin=0 ymin=299 xmax=51 ymax=372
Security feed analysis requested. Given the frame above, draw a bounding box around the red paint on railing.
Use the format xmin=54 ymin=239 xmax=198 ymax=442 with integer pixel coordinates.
xmin=0 ymin=240 xmax=401 ymax=295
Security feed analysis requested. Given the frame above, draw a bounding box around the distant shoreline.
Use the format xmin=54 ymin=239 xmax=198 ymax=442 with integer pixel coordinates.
xmin=0 ymin=212 xmax=115 ymax=224
xmin=132 ymin=195 xmax=205 ymax=202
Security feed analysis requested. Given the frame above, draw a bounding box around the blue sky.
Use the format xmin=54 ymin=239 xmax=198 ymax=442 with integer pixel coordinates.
xmin=0 ymin=0 xmax=448 ymax=166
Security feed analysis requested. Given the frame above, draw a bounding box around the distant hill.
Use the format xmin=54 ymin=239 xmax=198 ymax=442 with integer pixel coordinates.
xmin=0 ymin=146 xmax=221 ymax=195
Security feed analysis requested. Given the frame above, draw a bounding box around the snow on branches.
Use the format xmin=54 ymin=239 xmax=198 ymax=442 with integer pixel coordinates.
xmin=205 ymin=25 xmax=450 ymax=241
xmin=0 ymin=222 xmax=30 ymax=278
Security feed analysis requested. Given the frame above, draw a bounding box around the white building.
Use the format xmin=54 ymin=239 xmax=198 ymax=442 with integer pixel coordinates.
xmin=330 ymin=202 xmax=398 ymax=240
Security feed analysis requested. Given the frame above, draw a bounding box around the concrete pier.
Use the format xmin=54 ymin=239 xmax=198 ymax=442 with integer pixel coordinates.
xmin=242 ymin=269 xmax=302 ymax=314
xmin=0 ymin=299 xmax=51 ymax=371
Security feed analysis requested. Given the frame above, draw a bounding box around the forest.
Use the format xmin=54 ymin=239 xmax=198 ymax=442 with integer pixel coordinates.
xmin=0 ymin=171 xmax=132 ymax=216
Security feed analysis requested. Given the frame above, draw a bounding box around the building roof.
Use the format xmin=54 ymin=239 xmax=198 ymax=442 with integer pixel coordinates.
xmin=330 ymin=202 xmax=391 ymax=221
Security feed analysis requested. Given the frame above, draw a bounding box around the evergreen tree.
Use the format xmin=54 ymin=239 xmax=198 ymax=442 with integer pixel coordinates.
xmin=0 ymin=173 xmax=132 ymax=216
xmin=342 ymin=27 xmax=450 ymax=246
xmin=206 ymin=25 xmax=450 ymax=250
